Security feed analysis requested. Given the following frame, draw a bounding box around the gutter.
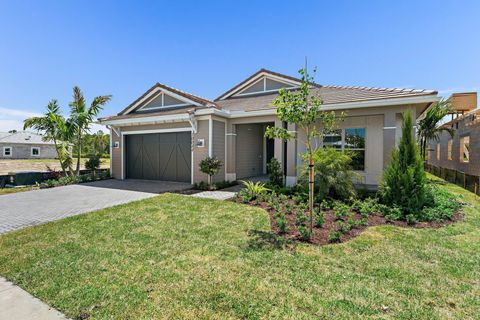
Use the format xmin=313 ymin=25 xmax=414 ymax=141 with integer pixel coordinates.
xmin=99 ymin=94 xmax=440 ymax=126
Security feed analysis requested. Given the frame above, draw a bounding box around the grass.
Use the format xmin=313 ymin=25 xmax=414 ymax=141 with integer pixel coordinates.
xmin=0 ymin=158 xmax=110 ymax=175
xmin=0 ymin=174 xmax=479 ymax=319
xmin=0 ymin=186 xmax=34 ymax=195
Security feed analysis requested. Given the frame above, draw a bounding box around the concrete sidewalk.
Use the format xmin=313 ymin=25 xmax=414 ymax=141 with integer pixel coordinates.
xmin=0 ymin=277 xmax=68 ymax=319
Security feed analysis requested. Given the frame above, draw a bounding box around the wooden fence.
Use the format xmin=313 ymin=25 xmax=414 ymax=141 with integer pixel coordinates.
xmin=425 ymin=163 xmax=480 ymax=196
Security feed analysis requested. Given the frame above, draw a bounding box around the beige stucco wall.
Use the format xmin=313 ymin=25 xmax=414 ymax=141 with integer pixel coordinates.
xmin=109 ymin=103 xmax=424 ymax=186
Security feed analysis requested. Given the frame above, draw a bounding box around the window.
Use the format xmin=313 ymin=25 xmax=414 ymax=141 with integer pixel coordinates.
xmin=345 ymin=128 xmax=366 ymax=171
xmin=460 ymin=136 xmax=470 ymax=163
xmin=323 ymin=128 xmax=366 ymax=171
xmin=437 ymin=143 xmax=440 ymax=160
xmin=3 ymin=146 xmax=12 ymax=157
xmin=448 ymin=139 xmax=452 ymax=160
xmin=31 ymin=147 xmax=40 ymax=157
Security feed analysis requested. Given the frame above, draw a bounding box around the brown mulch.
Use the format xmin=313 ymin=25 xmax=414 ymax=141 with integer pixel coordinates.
xmin=239 ymin=199 xmax=463 ymax=246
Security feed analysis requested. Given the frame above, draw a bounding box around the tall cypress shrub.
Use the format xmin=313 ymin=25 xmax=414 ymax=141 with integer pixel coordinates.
xmin=380 ymin=110 xmax=426 ymax=218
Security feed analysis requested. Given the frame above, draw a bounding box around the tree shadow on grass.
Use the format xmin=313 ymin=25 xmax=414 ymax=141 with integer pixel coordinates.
xmin=244 ymin=229 xmax=297 ymax=253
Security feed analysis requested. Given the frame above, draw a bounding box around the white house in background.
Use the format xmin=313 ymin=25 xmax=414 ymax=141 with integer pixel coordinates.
xmin=0 ymin=131 xmax=57 ymax=159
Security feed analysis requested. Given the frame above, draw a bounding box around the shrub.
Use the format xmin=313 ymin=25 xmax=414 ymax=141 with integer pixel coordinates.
xmin=276 ymin=213 xmax=288 ymax=233
xmin=295 ymin=211 xmax=309 ymax=226
xmin=333 ymin=202 xmax=350 ymax=220
xmin=419 ymin=185 xmax=461 ymax=221
xmin=85 ymin=156 xmax=101 ymax=173
xmin=267 ymin=158 xmax=283 ymax=187
xmin=237 ymin=189 xmax=252 ymax=203
xmin=380 ymin=110 xmax=426 ymax=219
xmin=199 ymin=156 xmax=223 ymax=188
xmin=297 ymin=225 xmax=312 ymax=241
xmin=328 ymin=230 xmax=342 ymax=243
xmin=314 ymin=210 xmax=324 ymax=228
xmin=44 ymin=179 xmax=57 ymax=188
xmin=240 ymin=181 xmax=270 ymax=200
xmin=299 ymin=147 xmax=359 ymax=202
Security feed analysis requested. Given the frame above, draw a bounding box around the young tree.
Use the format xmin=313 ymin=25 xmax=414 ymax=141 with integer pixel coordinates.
xmin=69 ymin=87 xmax=111 ymax=175
xmin=380 ymin=110 xmax=427 ymax=217
xmin=199 ymin=156 xmax=223 ymax=189
xmin=24 ymin=100 xmax=75 ymax=175
xmin=265 ymin=66 xmax=340 ymax=235
xmin=417 ymin=99 xmax=454 ymax=160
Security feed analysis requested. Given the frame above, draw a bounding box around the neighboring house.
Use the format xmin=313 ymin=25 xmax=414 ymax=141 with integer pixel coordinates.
xmin=99 ymin=69 xmax=440 ymax=186
xmin=427 ymin=92 xmax=478 ymax=176
xmin=0 ymin=131 xmax=57 ymax=159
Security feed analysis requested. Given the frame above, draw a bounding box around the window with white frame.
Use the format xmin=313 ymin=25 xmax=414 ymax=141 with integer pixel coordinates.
xmin=3 ymin=146 xmax=12 ymax=157
xmin=323 ymin=128 xmax=366 ymax=171
xmin=235 ymin=77 xmax=296 ymax=96
xmin=31 ymin=147 xmax=40 ymax=157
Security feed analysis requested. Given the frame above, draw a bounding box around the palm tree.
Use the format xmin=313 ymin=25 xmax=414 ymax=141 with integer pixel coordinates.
xmin=92 ymin=130 xmax=109 ymax=156
xmin=24 ymin=100 xmax=75 ymax=175
xmin=69 ymin=87 xmax=111 ymax=175
xmin=417 ymin=99 xmax=454 ymax=161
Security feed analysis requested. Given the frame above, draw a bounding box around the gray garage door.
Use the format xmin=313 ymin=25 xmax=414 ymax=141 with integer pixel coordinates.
xmin=125 ymin=132 xmax=191 ymax=182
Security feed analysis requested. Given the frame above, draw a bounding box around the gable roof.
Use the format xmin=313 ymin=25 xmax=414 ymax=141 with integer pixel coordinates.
xmin=215 ymin=68 xmax=311 ymax=101
xmin=0 ymin=131 xmax=55 ymax=145
xmin=118 ymin=82 xmax=217 ymax=115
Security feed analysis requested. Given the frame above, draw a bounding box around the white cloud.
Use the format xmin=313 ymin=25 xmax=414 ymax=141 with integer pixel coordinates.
xmin=0 ymin=107 xmax=42 ymax=119
xmin=0 ymin=107 xmax=42 ymax=132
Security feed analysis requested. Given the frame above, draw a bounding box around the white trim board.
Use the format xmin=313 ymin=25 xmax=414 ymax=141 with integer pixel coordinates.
xmin=121 ymin=128 xmax=192 ymax=135
xmin=217 ymin=71 xmax=302 ymax=100
xmin=122 ymin=87 xmax=203 ymax=115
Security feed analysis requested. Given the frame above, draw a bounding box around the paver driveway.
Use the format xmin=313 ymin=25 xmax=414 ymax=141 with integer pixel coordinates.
xmin=0 ymin=179 xmax=191 ymax=234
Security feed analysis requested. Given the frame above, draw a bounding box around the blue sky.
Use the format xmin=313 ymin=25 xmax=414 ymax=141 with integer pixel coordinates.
xmin=0 ymin=0 xmax=479 ymax=131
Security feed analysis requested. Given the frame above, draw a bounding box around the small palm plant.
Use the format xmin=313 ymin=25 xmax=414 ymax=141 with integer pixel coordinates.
xmin=417 ymin=99 xmax=454 ymax=161
xmin=240 ymin=180 xmax=270 ymax=200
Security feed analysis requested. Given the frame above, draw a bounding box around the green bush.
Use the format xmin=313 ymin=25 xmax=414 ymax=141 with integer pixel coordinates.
xmin=267 ymin=158 xmax=283 ymax=187
xmin=380 ymin=110 xmax=426 ymax=219
xmin=314 ymin=210 xmax=324 ymax=228
xmin=85 ymin=156 xmax=101 ymax=172
xmin=420 ymin=185 xmax=461 ymax=221
xmin=328 ymin=230 xmax=342 ymax=243
xmin=240 ymin=181 xmax=270 ymax=201
xmin=297 ymin=225 xmax=312 ymax=241
xmin=276 ymin=213 xmax=288 ymax=233
xmin=299 ymin=147 xmax=358 ymax=202
xmin=333 ymin=202 xmax=350 ymax=220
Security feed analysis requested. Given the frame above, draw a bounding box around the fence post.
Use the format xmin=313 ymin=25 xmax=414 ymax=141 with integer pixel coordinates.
xmin=463 ymin=172 xmax=466 ymax=189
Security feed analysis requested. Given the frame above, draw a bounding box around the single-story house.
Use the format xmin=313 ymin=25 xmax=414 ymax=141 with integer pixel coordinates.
xmin=0 ymin=131 xmax=57 ymax=159
xmin=99 ymin=69 xmax=440 ymax=187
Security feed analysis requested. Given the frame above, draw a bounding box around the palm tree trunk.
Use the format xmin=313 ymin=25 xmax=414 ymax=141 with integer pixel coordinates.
xmin=76 ymin=131 xmax=81 ymax=176
xmin=53 ymin=138 xmax=67 ymax=176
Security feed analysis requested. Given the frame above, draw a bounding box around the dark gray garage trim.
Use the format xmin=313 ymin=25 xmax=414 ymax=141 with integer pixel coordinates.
xmin=122 ymin=129 xmax=192 ymax=183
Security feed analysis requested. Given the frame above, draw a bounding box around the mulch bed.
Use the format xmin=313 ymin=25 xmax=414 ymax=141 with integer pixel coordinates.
xmin=239 ymin=199 xmax=463 ymax=246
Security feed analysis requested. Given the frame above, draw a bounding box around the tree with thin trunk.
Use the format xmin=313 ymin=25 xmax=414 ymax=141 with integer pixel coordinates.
xmin=24 ymin=100 xmax=75 ymax=175
xmin=69 ymin=87 xmax=111 ymax=175
xmin=417 ymin=99 xmax=454 ymax=161
xmin=265 ymin=65 xmax=340 ymax=237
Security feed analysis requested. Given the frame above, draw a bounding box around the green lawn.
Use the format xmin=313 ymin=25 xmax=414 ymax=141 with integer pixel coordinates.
xmin=0 ymin=176 xmax=479 ymax=319
xmin=0 ymin=186 xmax=34 ymax=195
